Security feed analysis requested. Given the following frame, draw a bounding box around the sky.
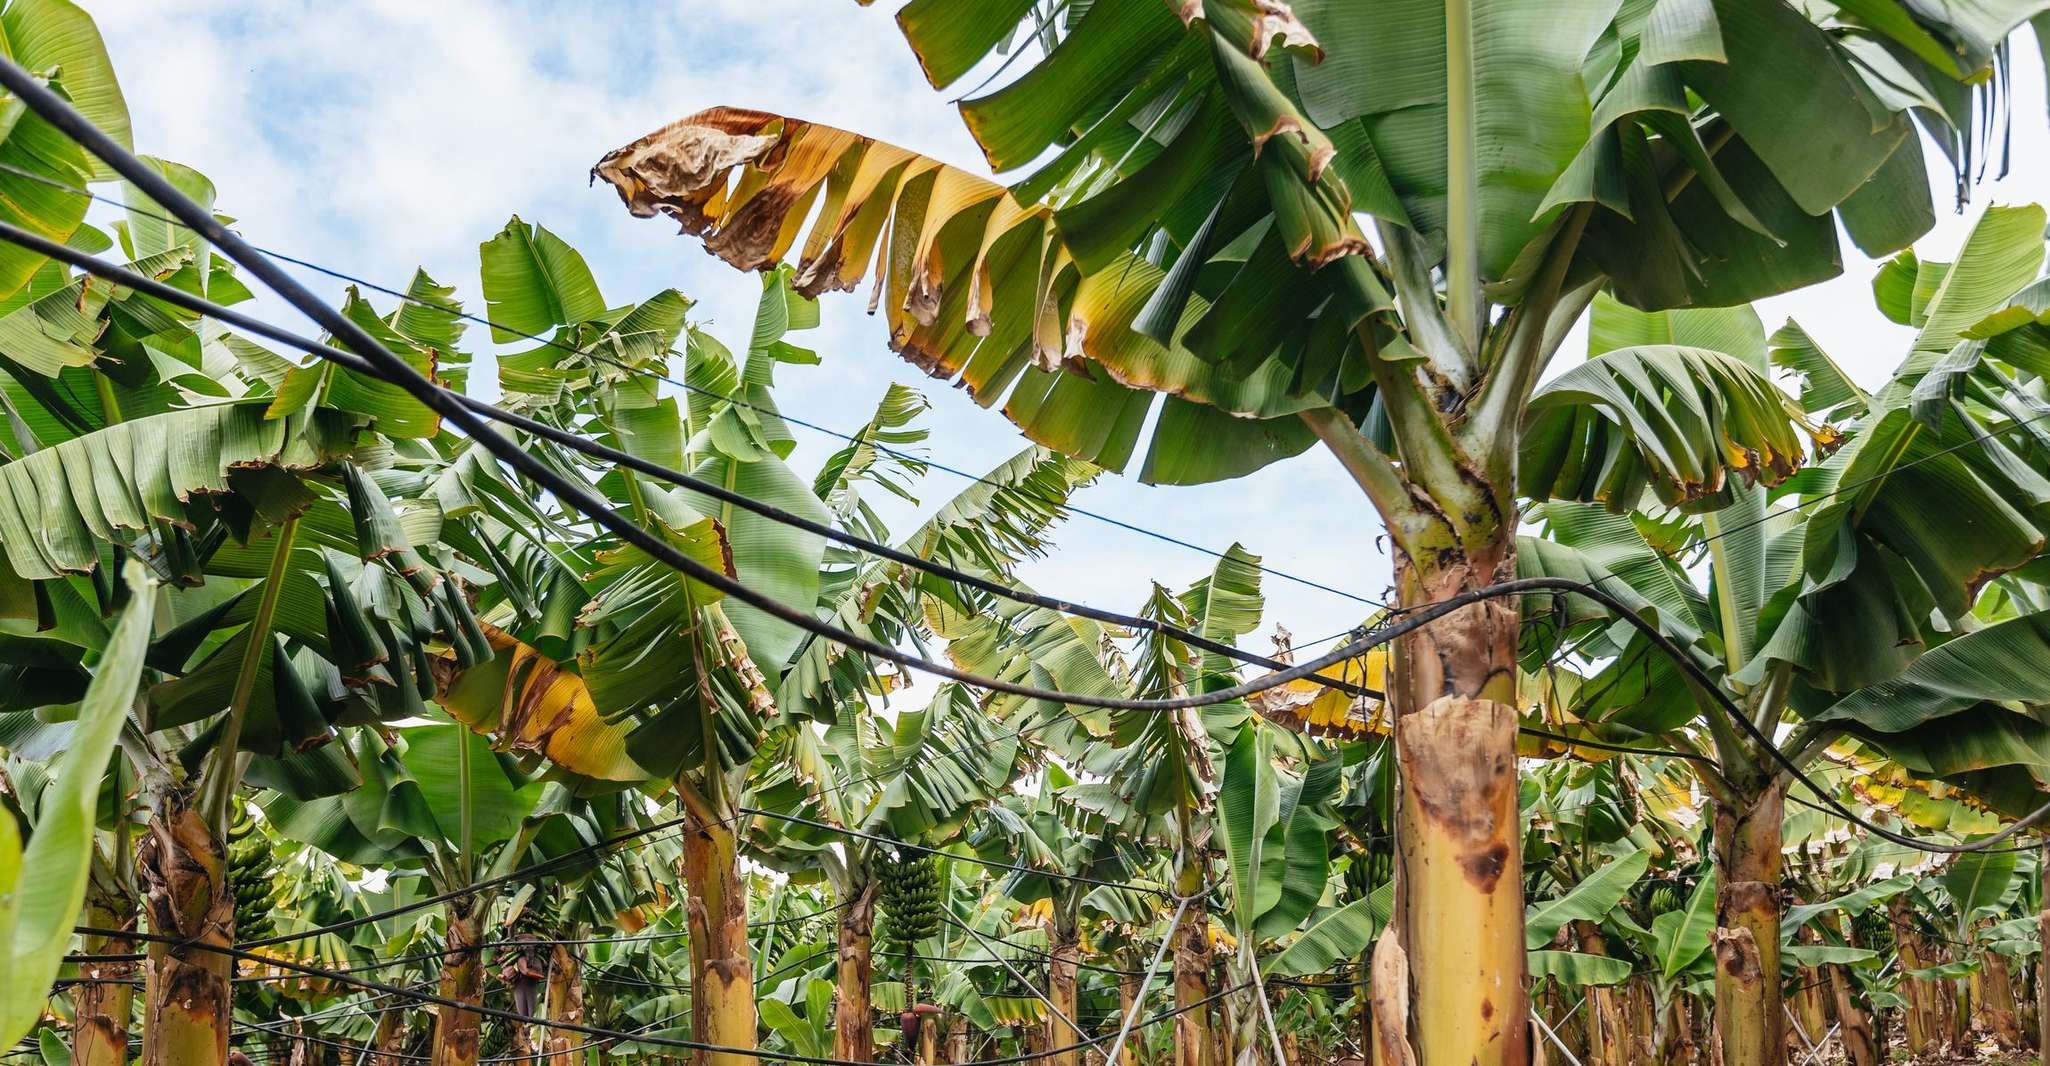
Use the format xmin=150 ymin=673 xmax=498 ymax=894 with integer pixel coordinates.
xmin=79 ymin=1 xmax=2050 ymax=687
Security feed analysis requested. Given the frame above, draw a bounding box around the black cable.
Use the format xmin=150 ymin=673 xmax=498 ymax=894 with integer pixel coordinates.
xmin=929 ymin=915 xmax=1156 ymax=977
xmin=1516 ymin=724 xmax=1719 ymax=766
xmin=0 ymin=158 xmax=1388 ymax=614
xmin=1509 ymin=575 xmax=2050 ymax=854
xmin=741 ymin=806 xmax=1175 ymax=896
xmin=75 ymin=924 xmax=1255 ymax=1066
xmin=235 ymin=816 xmax=689 ymax=949
xmin=0 ymin=80 xmax=1388 ymax=716
xmin=0 ymin=222 xmax=1381 ymax=702
xmin=13 ymin=49 xmax=2042 ymax=864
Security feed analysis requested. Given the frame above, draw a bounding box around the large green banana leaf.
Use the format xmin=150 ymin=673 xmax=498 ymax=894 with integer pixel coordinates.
xmin=1780 ymin=876 xmax=1913 ymax=941
xmin=0 ymin=0 xmax=134 ymax=294
xmin=1805 ymin=611 xmax=2050 ymax=785
xmin=1528 ymin=950 xmax=1633 ymax=987
xmin=1262 ymin=883 xmax=1392 ymax=977
xmin=1652 ymin=867 xmax=1717 ymax=981
xmin=0 ymin=562 xmax=152 ymax=1050
xmin=1216 ymin=726 xmax=1277 ymax=940
xmin=592 ymin=0 xmax=2036 ymax=485
xmin=1941 ymin=850 xmax=2021 ymax=924
xmin=0 ymin=402 xmax=362 ymax=579
xmin=1524 ymin=848 xmax=1649 ymax=950
xmin=4 ymin=0 xmax=130 ymax=181
xmin=478 ymin=216 xmax=608 ymax=342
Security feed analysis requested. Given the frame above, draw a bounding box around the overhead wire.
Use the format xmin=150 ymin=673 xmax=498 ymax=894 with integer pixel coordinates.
xmin=233 ymin=816 xmax=691 ymax=949
xmin=0 ymin=157 xmax=1388 ymax=614
xmin=0 ymin=98 xmax=1784 ymax=788
xmin=2 ymin=58 xmax=2043 ymax=996
xmin=0 ymin=90 xmax=1394 ymax=718
xmin=0 ymin=220 xmax=1383 ymax=700
xmin=76 ymin=922 xmax=1260 ymax=1066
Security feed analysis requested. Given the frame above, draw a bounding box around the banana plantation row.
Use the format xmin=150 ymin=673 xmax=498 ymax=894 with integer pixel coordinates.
xmin=11 ymin=2 xmax=2050 ymax=1066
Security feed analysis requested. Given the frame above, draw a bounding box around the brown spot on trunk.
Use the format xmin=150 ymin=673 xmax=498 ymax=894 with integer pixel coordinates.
xmin=1396 ymin=698 xmax=1517 ymax=848
xmin=1460 ymin=843 xmax=1509 ymax=892
xmin=1712 ymin=927 xmax=1763 ymax=988
xmin=1721 ymin=879 xmax=1775 ymax=918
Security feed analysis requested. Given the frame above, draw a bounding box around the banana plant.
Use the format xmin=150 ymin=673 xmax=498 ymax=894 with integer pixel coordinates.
xmin=0 ymin=142 xmax=491 ymax=1065
xmin=968 ymin=780 xmax=1147 ymax=1066
xmin=1047 ymin=544 xmax=1379 ymax=1066
xmin=258 ymin=721 xmax=550 ymax=1066
xmin=443 ymin=217 xmax=1119 ymax=1066
xmin=748 ymin=678 xmax=1026 ymax=1065
xmin=439 ymin=233 xmax=898 ymax=1066
xmin=0 ymin=563 xmax=153 ymax=1054
xmin=1518 ymin=204 xmax=2050 ymax=1065
xmin=762 ymin=391 xmax=1093 ymax=1063
xmin=589 ymin=4 xmax=2050 ymax=1059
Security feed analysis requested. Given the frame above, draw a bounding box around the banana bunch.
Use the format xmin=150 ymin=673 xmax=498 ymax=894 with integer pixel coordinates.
xmin=875 ymin=851 xmax=943 ymax=949
xmin=227 ymin=812 xmax=278 ymax=943
xmin=510 ymin=894 xmax=557 ymax=940
xmin=1644 ymin=883 xmax=1681 ymax=918
xmin=1361 ymin=847 xmax=1394 ymax=888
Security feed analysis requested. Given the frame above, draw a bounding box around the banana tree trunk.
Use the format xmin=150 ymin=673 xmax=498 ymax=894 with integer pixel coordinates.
xmin=74 ymin=878 xmax=136 ymax=1066
xmin=1978 ymin=920 xmax=2023 ymax=1050
xmin=1047 ymin=933 xmax=1081 ymax=1066
xmin=140 ymin=787 xmax=233 ymax=1066
xmin=945 ymin=1019 xmax=970 ymax=1064
xmin=2041 ymin=843 xmax=2050 ymax=1057
xmin=1382 ymin=539 xmax=1529 ymax=1066
xmin=834 ymin=880 xmax=878 ymax=1064
xmin=1117 ymin=972 xmax=1140 ymax=1066
xmin=1180 ymin=852 xmax=1205 ymax=1066
xmin=1710 ymin=782 xmax=1785 ymax=1066
xmin=1892 ymin=895 xmax=1935 ymax=1054
xmin=431 ymin=897 xmax=485 ymax=1066
xmin=681 ymin=808 xmax=755 ymax=1066
xmin=1789 ymin=927 xmax=1827 ymax=1053
xmin=368 ymin=1008 xmax=408 ymax=1066
xmin=1828 ymin=916 xmax=1876 ymax=1066
xmin=545 ymin=943 xmax=584 ymax=1066
xmin=1823 ymin=959 xmax=1875 ymax=1066
xmin=1572 ymin=922 xmax=1629 ymax=1066
xmin=1173 ymin=897 xmax=1211 ymax=1066
xmin=1950 ymin=958 xmax=1971 ymax=1048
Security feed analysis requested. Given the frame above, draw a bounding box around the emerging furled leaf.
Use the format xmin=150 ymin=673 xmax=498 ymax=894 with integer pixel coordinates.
xmin=1522 ymin=345 xmax=1836 ymax=511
